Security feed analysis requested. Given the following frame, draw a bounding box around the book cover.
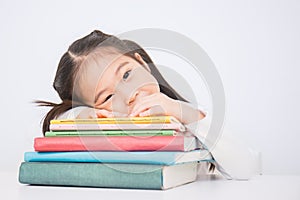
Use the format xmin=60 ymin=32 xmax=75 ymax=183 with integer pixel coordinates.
xmin=19 ymin=162 xmax=198 ymax=190
xmin=24 ymin=150 xmax=212 ymax=165
xmin=34 ymin=135 xmax=199 ymax=152
xmin=49 ymin=123 xmax=185 ymax=132
xmin=50 ymin=116 xmax=180 ymax=124
xmin=45 ymin=129 xmax=176 ymax=137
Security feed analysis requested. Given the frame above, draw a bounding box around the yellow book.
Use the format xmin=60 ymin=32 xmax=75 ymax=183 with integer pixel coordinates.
xmin=50 ymin=116 xmax=180 ymax=125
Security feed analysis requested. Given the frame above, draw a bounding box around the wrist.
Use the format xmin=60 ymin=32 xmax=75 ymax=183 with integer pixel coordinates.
xmin=172 ymin=100 xmax=205 ymax=125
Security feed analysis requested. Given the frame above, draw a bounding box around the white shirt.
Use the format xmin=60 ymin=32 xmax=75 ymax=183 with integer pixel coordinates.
xmin=186 ymin=112 xmax=260 ymax=180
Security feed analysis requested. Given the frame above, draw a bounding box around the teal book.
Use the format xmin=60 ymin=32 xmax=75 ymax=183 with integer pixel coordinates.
xmin=24 ymin=150 xmax=212 ymax=165
xmin=19 ymin=162 xmax=198 ymax=190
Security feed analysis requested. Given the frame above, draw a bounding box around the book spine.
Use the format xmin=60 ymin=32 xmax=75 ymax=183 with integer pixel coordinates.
xmin=34 ymin=136 xmax=186 ymax=152
xmin=45 ymin=130 xmax=176 ymax=137
xmin=49 ymin=123 xmax=185 ymax=132
xmin=50 ymin=116 xmax=176 ymax=124
xmin=24 ymin=151 xmax=178 ymax=165
xmin=19 ymin=162 xmax=163 ymax=189
xmin=24 ymin=150 xmax=212 ymax=165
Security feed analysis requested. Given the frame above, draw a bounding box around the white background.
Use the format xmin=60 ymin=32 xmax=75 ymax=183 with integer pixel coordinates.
xmin=0 ymin=0 xmax=299 ymax=175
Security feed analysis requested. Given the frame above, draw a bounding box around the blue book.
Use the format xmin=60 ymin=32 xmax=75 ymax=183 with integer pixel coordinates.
xmin=24 ymin=150 xmax=213 ymax=165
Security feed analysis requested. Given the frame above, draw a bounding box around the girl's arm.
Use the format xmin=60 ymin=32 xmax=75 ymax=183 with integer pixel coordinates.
xmin=56 ymin=107 xmax=126 ymax=119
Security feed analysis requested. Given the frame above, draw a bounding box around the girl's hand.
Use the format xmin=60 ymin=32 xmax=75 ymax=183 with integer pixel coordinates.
xmin=129 ymin=93 xmax=205 ymax=124
xmin=76 ymin=107 xmax=127 ymax=119
xmin=129 ymin=93 xmax=176 ymax=117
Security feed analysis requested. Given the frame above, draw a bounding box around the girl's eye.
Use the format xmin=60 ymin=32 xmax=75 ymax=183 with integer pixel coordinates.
xmin=103 ymin=94 xmax=113 ymax=103
xmin=122 ymin=70 xmax=131 ymax=80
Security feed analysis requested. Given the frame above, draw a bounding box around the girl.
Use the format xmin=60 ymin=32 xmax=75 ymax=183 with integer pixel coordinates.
xmin=37 ymin=30 xmax=258 ymax=180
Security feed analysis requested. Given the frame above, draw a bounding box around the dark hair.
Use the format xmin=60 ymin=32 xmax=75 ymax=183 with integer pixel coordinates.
xmin=36 ymin=30 xmax=187 ymax=134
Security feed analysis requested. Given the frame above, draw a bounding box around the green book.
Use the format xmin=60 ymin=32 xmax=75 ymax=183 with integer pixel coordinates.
xmin=45 ymin=130 xmax=176 ymax=137
xmin=19 ymin=162 xmax=198 ymax=190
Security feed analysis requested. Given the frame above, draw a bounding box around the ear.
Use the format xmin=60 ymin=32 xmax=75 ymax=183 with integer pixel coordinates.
xmin=134 ymin=53 xmax=151 ymax=72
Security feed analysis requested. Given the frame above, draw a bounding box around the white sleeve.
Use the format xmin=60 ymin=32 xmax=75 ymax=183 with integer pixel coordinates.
xmin=186 ymin=110 xmax=261 ymax=180
xmin=56 ymin=106 xmax=88 ymax=119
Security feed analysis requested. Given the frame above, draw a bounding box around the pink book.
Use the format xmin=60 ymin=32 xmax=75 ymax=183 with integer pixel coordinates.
xmin=34 ymin=136 xmax=198 ymax=152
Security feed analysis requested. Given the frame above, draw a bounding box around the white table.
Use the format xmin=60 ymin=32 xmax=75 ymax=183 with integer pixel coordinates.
xmin=2 ymin=171 xmax=300 ymax=200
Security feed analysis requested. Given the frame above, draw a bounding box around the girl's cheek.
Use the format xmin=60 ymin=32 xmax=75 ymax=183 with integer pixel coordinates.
xmin=111 ymin=97 xmax=130 ymax=114
xmin=134 ymin=68 xmax=159 ymax=88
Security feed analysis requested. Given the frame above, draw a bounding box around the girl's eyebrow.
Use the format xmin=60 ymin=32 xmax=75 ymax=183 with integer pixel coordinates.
xmin=114 ymin=61 xmax=129 ymax=75
xmin=94 ymin=61 xmax=130 ymax=104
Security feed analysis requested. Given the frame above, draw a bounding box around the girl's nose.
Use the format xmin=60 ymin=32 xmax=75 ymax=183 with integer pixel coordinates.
xmin=127 ymin=90 xmax=139 ymax=105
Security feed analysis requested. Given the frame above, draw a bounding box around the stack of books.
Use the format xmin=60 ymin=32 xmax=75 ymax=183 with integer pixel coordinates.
xmin=19 ymin=116 xmax=212 ymax=190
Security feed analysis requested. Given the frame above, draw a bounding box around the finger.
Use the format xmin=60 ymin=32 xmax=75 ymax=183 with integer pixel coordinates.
xmin=88 ymin=111 xmax=98 ymax=119
xmin=137 ymin=109 xmax=150 ymax=117
xmin=138 ymin=106 xmax=166 ymax=117
xmin=96 ymin=109 xmax=113 ymax=118
xmin=111 ymin=111 xmax=128 ymax=117
xmin=130 ymin=100 xmax=164 ymax=117
xmin=130 ymin=95 xmax=159 ymax=116
xmin=77 ymin=109 xmax=97 ymax=119
xmin=96 ymin=109 xmax=128 ymax=118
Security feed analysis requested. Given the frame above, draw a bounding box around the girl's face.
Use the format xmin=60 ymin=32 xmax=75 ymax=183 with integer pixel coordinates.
xmin=76 ymin=52 xmax=160 ymax=115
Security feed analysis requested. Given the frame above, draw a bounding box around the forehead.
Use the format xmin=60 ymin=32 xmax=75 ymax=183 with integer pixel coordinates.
xmin=83 ymin=51 xmax=136 ymax=77
xmin=74 ymin=50 xmax=136 ymax=101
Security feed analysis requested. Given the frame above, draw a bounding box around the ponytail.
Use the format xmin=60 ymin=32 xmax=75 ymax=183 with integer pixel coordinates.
xmin=34 ymin=100 xmax=75 ymax=135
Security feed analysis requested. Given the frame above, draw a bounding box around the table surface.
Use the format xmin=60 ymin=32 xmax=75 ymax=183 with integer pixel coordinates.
xmin=2 ymin=171 xmax=300 ymax=200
